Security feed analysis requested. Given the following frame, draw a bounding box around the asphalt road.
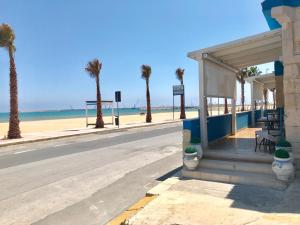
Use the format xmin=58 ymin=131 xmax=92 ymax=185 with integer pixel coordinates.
xmin=0 ymin=123 xmax=183 ymax=225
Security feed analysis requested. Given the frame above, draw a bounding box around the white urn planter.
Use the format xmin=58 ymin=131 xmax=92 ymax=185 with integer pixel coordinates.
xmin=189 ymin=143 xmax=203 ymax=159
xmin=183 ymin=151 xmax=199 ymax=170
xmin=272 ymin=157 xmax=294 ymax=181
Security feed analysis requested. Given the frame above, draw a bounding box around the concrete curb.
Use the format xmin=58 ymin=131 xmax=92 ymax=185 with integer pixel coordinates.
xmin=106 ymin=195 xmax=157 ymax=225
xmin=146 ymin=177 xmax=180 ymax=196
xmin=107 ymin=176 xmax=180 ymax=225
xmin=0 ymin=120 xmax=182 ymax=148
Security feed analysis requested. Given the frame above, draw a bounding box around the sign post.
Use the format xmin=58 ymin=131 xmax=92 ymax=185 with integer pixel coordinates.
xmin=115 ymin=91 xmax=121 ymax=128
xmin=172 ymin=85 xmax=184 ymax=120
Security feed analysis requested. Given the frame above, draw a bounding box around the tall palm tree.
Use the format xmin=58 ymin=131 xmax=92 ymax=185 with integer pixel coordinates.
xmin=263 ymin=88 xmax=268 ymax=109
xmin=85 ymin=59 xmax=104 ymax=128
xmin=236 ymin=66 xmax=261 ymax=111
xmin=224 ymin=98 xmax=229 ymax=114
xmin=236 ymin=69 xmax=247 ymax=111
xmin=204 ymin=97 xmax=209 ymax=116
xmin=270 ymin=88 xmax=276 ymax=109
xmin=141 ymin=65 xmax=152 ymax=123
xmin=175 ymin=68 xmax=186 ymax=119
xmin=0 ymin=24 xmax=21 ymax=139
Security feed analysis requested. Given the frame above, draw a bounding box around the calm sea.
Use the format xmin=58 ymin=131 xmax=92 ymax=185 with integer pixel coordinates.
xmin=0 ymin=108 xmax=198 ymax=123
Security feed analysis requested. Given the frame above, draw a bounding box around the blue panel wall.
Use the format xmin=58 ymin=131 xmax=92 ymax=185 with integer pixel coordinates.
xmin=236 ymin=111 xmax=251 ymax=130
xmin=255 ymin=110 xmax=262 ymax=122
xmin=183 ymin=118 xmax=200 ymax=141
xmin=183 ymin=110 xmax=263 ymax=144
xmin=207 ymin=114 xmax=232 ymax=142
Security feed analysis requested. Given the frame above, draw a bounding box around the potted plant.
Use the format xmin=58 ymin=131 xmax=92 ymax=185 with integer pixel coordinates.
xmin=183 ymin=146 xmax=199 ymax=170
xmin=272 ymin=149 xmax=294 ymax=181
xmin=189 ymin=137 xmax=203 ymax=159
xmin=275 ymin=139 xmax=292 ymax=152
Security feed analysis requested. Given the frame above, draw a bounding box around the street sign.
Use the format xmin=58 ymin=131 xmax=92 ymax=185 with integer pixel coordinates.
xmin=173 ymin=85 xmax=184 ymax=96
xmin=172 ymin=85 xmax=185 ymax=120
xmin=115 ymin=91 xmax=121 ymax=128
xmin=115 ymin=91 xmax=121 ymax=102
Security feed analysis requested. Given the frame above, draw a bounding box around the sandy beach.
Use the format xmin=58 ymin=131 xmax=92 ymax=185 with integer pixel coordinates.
xmin=0 ymin=111 xmax=199 ymax=137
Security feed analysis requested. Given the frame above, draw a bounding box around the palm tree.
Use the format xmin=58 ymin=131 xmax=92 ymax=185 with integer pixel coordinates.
xmin=270 ymin=88 xmax=276 ymax=109
xmin=175 ymin=68 xmax=186 ymax=119
xmin=263 ymin=88 xmax=268 ymax=109
xmin=224 ymin=98 xmax=229 ymax=114
xmin=204 ymin=97 xmax=209 ymax=116
xmin=0 ymin=24 xmax=21 ymax=139
xmin=236 ymin=66 xmax=261 ymax=111
xmin=236 ymin=69 xmax=247 ymax=111
xmin=85 ymin=59 xmax=104 ymax=128
xmin=141 ymin=65 xmax=152 ymax=123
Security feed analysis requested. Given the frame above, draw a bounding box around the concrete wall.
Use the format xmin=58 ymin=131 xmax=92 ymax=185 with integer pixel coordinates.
xmin=272 ymin=6 xmax=300 ymax=169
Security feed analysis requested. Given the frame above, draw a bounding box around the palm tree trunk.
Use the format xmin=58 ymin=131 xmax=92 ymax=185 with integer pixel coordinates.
xmin=7 ymin=46 xmax=21 ymax=139
xmin=241 ymin=79 xmax=245 ymax=111
xmin=263 ymin=89 xmax=268 ymax=110
xmin=204 ymin=97 xmax=209 ymax=116
xmin=95 ymin=75 xmax=104 ymax=128
xmin=224 ymin=98 xmax=229 ymax=114
xmin=180 ymin=81 xmax=186 ymax=119
xmin=146 ymin=79 xmax=152 ymax=123
xmin=273 ymin=91 xmax=276 ymax=109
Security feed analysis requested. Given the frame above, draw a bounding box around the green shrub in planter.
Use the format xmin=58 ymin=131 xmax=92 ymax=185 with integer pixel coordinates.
xmin=275 ymin=149 xmax=290 ymax=159
xmin=276 ymin=139 xmax=292 ymax=147
xmin=190 ymin=137 xmax=201 ymax=144
xmin=185 ymin=146 xmax=197 ymax=154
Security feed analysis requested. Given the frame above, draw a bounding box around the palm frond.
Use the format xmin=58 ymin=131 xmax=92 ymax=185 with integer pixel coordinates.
xmin=248 ymin=66 xmax=262 ymax=77
xmin=0 ymin=23 xmax=15 ymax=50
xmin=85 ymin=59 xmax=102 ymax=79
xmin=141 ymin=64 xmax=151 ymax=80
xmin=175 ymin=68 xmax=184 ymax=81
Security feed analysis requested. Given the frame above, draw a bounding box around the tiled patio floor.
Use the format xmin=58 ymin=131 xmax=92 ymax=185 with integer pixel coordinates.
xmin=207 ymin=126 xmax=272 ymax=157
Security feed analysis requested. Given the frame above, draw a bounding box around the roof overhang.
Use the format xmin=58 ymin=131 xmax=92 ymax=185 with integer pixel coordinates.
xmin=246 ymin=72 xmax=276 ymax=89
xmin=188 ymin=29 xmax=282 ymax=70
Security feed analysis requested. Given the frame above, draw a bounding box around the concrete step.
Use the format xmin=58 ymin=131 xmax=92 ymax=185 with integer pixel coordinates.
xmin=204 ymin=151 xmax=273 ymax=164
xmin=198 ymin=159 xmax=273 ymax=175
xmin=182 ymin=167 xmax=288 ymax=191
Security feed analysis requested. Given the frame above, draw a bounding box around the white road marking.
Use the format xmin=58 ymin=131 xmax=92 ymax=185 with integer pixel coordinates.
xmin=54 ymin=143 xmax=68 ymax=147
xmin=14 ymin=149 xmax=37 ymax=154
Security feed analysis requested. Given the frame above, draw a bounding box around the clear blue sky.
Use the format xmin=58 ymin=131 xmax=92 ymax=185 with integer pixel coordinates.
xmin=0 ymin=0 xmax=271 ymax=112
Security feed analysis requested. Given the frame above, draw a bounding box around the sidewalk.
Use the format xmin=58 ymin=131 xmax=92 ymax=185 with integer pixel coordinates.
xmin=0 ymin=120 xmax=181 ymax=147
xmin=126 ymin=176 xmax=300 ymax=225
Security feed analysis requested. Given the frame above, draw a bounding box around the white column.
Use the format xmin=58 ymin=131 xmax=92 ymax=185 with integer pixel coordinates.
xmin=232 ymin=79 xmax=237 ymax=135
xmin=250 ymin=81 xmax=255 ymax=127
xmin=199 ymin=59 xmax=208 ymax=148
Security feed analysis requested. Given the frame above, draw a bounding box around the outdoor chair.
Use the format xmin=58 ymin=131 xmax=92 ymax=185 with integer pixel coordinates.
xmin=255 ymin=113 xmax=281 ymax=153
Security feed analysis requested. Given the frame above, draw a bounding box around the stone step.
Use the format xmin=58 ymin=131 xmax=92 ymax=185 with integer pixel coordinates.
xmin=198 ymin=159 xmax=273 ymax=175
xmin=204 ymin=150 xmax=273 ymax=164
xmin=182 ymin=167 xmax=288 ymax=191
